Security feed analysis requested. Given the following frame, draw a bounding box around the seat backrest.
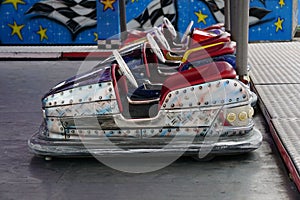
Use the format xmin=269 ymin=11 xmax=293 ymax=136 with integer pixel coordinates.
xmin=159 ymin=61 xmax=237 ymax=106
xmin=111 ymin=64 xmax=129 ymax=113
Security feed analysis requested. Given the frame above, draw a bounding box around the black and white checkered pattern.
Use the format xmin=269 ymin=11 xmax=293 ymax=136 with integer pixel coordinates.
xmin=26 ymin=0 xmax=96 ymax=35
xmin=98 ymin=39 xmax=121 ymax=50
xmin=204 ymin=0 xmax=271 ymax=26
xmin=127 ymin=0 xmax=176 ymax=30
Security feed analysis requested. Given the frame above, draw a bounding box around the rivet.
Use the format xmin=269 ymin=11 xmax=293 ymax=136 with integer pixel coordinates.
xmin=99 ymin=96 xmax=102 ymax=100
xmin=88 ymin=97 xmax=92 ymax=101
xmin=191 ymin=87 xmax=194 ymax=91
xmin=175 ymin=91 xmax=179 ymax=95
xmin=234 ymin=83 xmax=237 ymax=87
xmin=118 ymin=130 xmax=122 ymax=134
xmin=168 ymin=94 xmax=172 ymax=98
xmin=61 ymin=100 xmax=64 ymax=104
xmin=168 ymin=129 xmax=171 ymax=132
xmin=236 ymin=98 xmax=239 ymax=101
xmin=216 ymin=82 xmax=221 ymax=87
xmin=69 ymin=89 xmax=72 ymax=93
xmin=213 ymin=101 xmax=217 ymax=104
xmin=179 ymin=103 xmax=183 ymax=107
xmin=176 ymin=128 xmax=180 ymax=132
xmin=79 ymin=99 xmax=82 ymax=102
xmin=243 ymin=94 xmax=247 ymax=99
xmin=240 ymin=88 xmax=243 ymax=92
xmin=79 ymin=87 xmax=82 ymax=90
xmin=171 ymin=104 xmax=175 ymax=107
xmin=163 ymin=104 xmax=166 ymax=108
xmin=51 ymin=118 xmax=54 ymax=121
xmin=208 ymin=83 xmax=211 ymax=87
xmin=60 ymin=92 xmax=64 ymax=95
xmin=165 ymin=99 xmax=169 ymax=103
xmin=183 ymin=89 xmax=187 ymax=93
xmin=189 ymin=103 xmax=192 ymax=107
xmin=89 ymin=85 xmax=92 ymax=89
xmin=226 ymin=80 xmax=229 ymax=84
xmin=71 ymin=130 xmax=75 ymax=133
xmin=197 ymin=102 xmax=201 ymax=105
xmin=108 ymin=88 xmax=112 ymax=92
xmin=107 ymin=82 xmax=111 ymax=86
xmin=199 ymin=86 xmax=202 ymax=90
xmin=159 ymin=129 xmax=162 ymax=133
xmin=229 ymin=99 xmax=232 ymax=102
xmin=51 ymin=94 xmax=54 ymax=98
xmin=98 ymin=83 xmax=102 ymax=87
xmin=49 ymin=102 xmax=52 ymax=106
xmin=69 ymin=99 xmax=73 ymax=104
xmin=67 ymin=135 xmax=70 ymax=138
xmin=60 ymin=127 xmax=64 ymax=131
xmin=54 ymin=102 xmax=57 ymax=105
xmin=205 ymin=102 xmax=209 ymax=105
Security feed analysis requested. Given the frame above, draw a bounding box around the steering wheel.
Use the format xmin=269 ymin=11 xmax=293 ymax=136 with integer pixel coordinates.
xmin=112 ymin=50 xmax=138 ymax=88
xmin=154 ymin=28 xmax=170 ymax=50
xmin=147 ymin=33 xmax=166 ymax=63
xmin=163 ymin=17 xmax=177 ymax=38
xmin=181 ymin=20 xmax=194 ymax=43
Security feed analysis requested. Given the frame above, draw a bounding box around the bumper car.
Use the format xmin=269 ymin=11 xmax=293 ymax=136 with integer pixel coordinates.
xmin=28 ymin=20 xmax=262 ymax=160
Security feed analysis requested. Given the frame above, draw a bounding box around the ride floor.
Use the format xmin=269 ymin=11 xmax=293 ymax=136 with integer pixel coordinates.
xmin=249 ymin=41 xmax=300 ymax=191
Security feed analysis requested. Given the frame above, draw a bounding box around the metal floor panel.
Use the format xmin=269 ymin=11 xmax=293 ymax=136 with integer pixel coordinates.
xmin=250 ymin=41 xmax=300 ymax=191
xmin=254 ymin=84 xmax=300 ymax=119
xmin=249 ymin=42 xmax=300 ymax=84
xmin=272 ymin=119 xmax=300 ymax=175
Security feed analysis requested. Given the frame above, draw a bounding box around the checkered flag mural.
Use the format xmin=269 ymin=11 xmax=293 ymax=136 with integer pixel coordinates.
xmin=26 ymin=0 xmax=96 ymax=36
xmin=204 ymin=0 xmax=272 ymax=26
xmin=127 ymin=0 xmax=177 ymax=30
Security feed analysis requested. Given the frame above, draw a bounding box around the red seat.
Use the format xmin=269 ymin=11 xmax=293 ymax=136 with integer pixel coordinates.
xmin=159 ymin=61 xmax=237 ymax=106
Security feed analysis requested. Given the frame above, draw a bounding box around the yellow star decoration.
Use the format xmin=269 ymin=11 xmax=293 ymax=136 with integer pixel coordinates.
xmin=8 ymin=21 xmax=24 ymax=40
xmin=274 ymin=17 xmax=284 ymax=32
xmin=37 ymin=25 xmax=48 ymax=41
xmin=131 ymin=0 xmax=138 ymax=2
xmin=94 ymin=32 xmax=98 ymax=41
xmin=194 ymin=10 xmax=208 ymax=24
xmin=279 ymin=0 xmax=285 ymax=8
xmin=2 ymin=0 xmax=25 ymax=10
xmin=101 ymin=0 xmax=116 ymax=11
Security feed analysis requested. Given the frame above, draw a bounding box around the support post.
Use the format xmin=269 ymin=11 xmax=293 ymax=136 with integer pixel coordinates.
xmin=235 ymin=0 xmax=250 ymax=80
xmin=224 ymin=0 xmax=230 ymax=32
xmin=229 ymin=0 xmax=238 ymax=41
xmin=119 ymin=0 xmax=127 ymax=41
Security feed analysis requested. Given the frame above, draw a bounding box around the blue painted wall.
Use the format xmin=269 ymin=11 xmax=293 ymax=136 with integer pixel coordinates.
xmin=0 ymin=0 xmax=97 ymax=44
xmin=0 ymin=0 xmax=297 ymax=44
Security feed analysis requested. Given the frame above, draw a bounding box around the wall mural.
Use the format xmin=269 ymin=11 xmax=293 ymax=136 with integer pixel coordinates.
xmin=0 ymin=0 xmax=98 ymax=44
xmin=0 ymin=0 xmax=297 ymax=44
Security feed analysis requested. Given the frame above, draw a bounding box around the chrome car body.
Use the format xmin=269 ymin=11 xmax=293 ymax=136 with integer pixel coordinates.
xmin=28 ymin=21 xmax=262 ymax=159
